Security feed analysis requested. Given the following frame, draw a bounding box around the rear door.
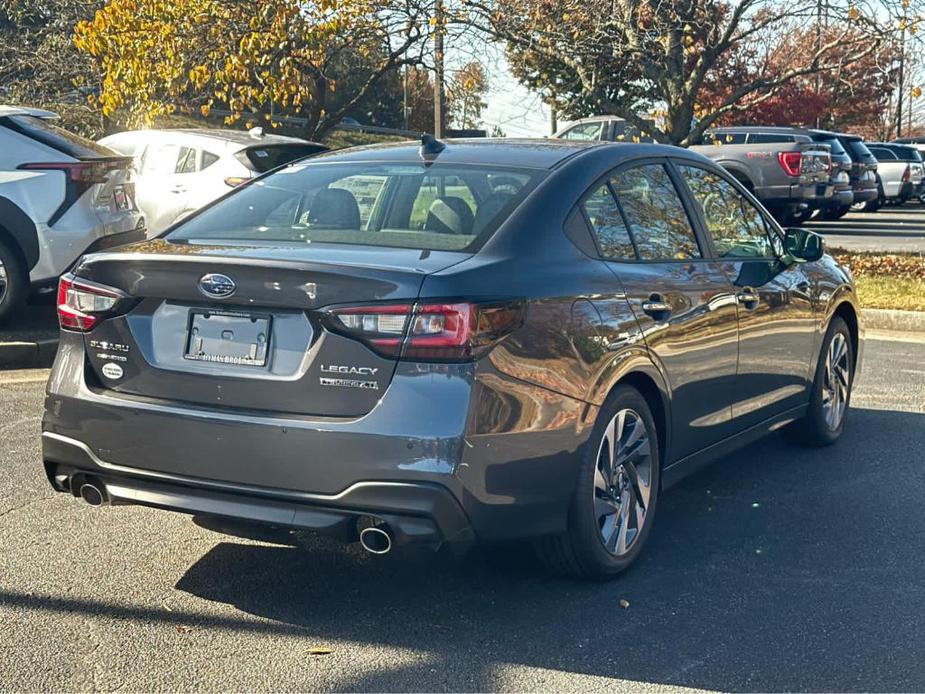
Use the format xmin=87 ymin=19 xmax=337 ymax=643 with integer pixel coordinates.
xmin=594 ymin=160 xmax=740 ymax=460
xmin=675 ymin=161 xmax=816 ymax=429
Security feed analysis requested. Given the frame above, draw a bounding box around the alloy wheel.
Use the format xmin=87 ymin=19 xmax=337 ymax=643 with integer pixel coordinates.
xmin=592 ymin=409 xmax=653 ymax=556
xmin=822 ymin=333 xmax=850 ymax=430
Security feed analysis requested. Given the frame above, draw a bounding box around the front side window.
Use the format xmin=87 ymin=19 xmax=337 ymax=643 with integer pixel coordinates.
xmin=168 ymin=163 xmax=542 ymax=252
xmin=679 ymin=165 xmax=776 ymax=259
xmin=609 ymin=164 xmax=701 ymax=260
xmin=581 ymin=184 xmax=635 ymax=259
xmin=141 ymin=145 xmax=181 ymax=176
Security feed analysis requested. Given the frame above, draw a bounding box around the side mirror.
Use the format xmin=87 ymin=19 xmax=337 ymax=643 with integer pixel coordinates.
xmin=783 ymin=227 xmax=824 ymax=262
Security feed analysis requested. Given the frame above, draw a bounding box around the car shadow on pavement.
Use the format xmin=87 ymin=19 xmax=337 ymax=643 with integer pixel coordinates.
xmin=166 ymin=406 xmax=925 ymax=691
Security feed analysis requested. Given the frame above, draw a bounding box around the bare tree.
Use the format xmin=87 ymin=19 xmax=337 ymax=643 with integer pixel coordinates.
xmin=462 ymin=0 xmax=921 ymax=144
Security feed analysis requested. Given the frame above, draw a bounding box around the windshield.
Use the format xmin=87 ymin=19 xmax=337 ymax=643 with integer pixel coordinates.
xmin=168 ymin=162 xmax=542 ymax=252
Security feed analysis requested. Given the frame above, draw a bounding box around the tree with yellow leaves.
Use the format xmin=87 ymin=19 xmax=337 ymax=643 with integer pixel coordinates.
xmin=74 ymin=0 xmax=430 ymax=139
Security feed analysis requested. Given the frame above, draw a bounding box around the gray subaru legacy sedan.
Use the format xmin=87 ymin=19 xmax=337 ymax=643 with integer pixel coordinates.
xmin=42 ymin=138 xmax=862 ymax=578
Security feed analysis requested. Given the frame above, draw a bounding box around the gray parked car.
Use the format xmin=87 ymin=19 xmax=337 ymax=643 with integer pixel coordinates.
xmin=697 ymin=127 xmax=851 ymax=222
xmin=42 ymin=138 xmax=862 ymax=578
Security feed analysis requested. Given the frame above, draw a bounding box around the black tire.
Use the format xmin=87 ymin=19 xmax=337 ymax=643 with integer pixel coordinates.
xmin=782 ymin=316 xmax=854 ymax=447
xmin=819 ymin=205 xmax=850 ymax=221
xmin=535 ymin=385 xmax=661 ymax=579
xmin=0 ymin=237 xmax=28 ymax=323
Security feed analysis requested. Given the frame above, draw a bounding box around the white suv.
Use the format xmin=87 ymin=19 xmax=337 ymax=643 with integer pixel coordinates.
xmin=0 ymin=106 xmax=144 ymax=321
xmin=99 ymin=128 xmax=327 ymax=235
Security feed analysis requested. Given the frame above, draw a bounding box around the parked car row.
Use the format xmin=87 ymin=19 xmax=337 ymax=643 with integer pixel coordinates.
xmin=0 ymin=106 xmax=326 ymax=321
xmin=555 ymin=116 xmax=925 ymax=224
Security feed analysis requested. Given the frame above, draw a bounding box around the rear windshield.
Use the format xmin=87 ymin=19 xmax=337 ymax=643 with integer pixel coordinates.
xmin=0 ymin=115 xmax=115 ymax=159
xmin=168 ymin=162 xmax=543 ymax=252
xmin=889 ymin=145 xmax=923 ymax=161
xmin=812 ymin=136 xmax=847 ymax=156
xmin=842 ymin=139 xmax=875 ymax=161
xmin=237 ymin=144 xmax=328 ymax=173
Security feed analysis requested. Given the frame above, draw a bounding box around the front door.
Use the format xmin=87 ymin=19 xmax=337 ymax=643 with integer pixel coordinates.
xmin=585 ymin=162 xmax=741 ymax=461
xmin=675 ymin=162 xmax=816 ymax=429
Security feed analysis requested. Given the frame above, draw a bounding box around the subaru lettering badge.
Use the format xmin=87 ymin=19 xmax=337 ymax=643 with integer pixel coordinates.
xmin=199 ymin=273 xmax=236 ymax=299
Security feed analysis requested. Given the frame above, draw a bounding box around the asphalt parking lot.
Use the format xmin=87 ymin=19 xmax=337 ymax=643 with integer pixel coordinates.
xmin=0 ymin=333 xmax=923 ymax=692
xmin=806 ymin=204 xmax=925 ymax=252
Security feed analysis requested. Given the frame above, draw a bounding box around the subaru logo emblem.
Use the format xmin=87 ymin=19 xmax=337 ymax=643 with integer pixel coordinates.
xmin=199 ymin=273 xmax=236 ymax=299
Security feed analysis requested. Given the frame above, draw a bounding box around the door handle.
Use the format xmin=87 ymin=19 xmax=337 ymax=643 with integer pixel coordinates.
xmin=736 ymin=287 xmax=760 ymax=309
xmin=642 ymin=294 xmax=672 ymax=318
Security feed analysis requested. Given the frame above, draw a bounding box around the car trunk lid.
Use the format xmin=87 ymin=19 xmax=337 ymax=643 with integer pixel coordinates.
xmin=74 ymin=240 xmax=469 ymax=416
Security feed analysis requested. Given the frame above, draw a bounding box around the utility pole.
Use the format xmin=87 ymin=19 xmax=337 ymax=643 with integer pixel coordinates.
xmin=433 ymin=0 xmax=446 ymax=138
xmin=549 ymin=92 xmax=557 ymax=135
xmin=896 ymin=22 xmax=906 ymax=139
xmin=403 ymin=64 xmax=409 ymax=131
xmin=814 ymin=0 xmax=822 ymax=128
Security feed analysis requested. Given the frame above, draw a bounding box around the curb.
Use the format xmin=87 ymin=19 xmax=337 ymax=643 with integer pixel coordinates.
xmin=863 ymin=308 xmax=925 ymax=334
xmin=0 ymin=338 xmax=58 ymax=370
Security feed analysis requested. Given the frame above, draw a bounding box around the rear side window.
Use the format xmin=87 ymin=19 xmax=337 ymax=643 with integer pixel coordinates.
xmin=868 ymin=146 xmax=897 ymax=161
xmin=1 ymin=115 xmax=115 ymax=159
xmin=747 ymin=133 xmax=793 ymax=143
xmin=238 ymin=144 xmax=327 ymax=173
xmin=581 ymin=184 xmax=635 ymax=259
xmin=609 ymin=164 xmax=701 ymax=260
xmin=202 ymin=151 xmax=221 ymax=169
xmin=706 ymin=132 xmax=747 ymax=144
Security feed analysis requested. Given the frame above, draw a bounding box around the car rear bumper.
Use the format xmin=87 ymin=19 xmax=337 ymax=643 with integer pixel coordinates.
xmin=758 ymin=182 xmax=832 ymax=206
xmin=813 ymin=186 xmax=852 ymax=210
xmin=42 ymin=332 xmax=591 ymax=544
xmin=851 ymin=182 xmax=879 ymax=204
xmin=43 ymin=431 xmax=474 ymax=548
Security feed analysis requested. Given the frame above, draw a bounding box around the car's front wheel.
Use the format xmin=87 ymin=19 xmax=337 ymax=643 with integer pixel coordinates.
xmin=535 ymin=385 xmax=660 ymax=579
xmin=783 ymin=316 xmax=854 ymax=447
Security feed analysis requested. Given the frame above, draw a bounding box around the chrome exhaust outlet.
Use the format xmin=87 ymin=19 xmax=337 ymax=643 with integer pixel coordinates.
xmin=78 ymin=481 xmax=107 ymax=507
xmin=359 ymin=526 xmax=392 ymax=555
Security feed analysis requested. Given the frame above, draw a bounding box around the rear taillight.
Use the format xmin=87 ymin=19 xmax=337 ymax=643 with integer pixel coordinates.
xmin=19 ymin=159 xmax=128 ymax=225
xmin=778 ymin=151 xmax=802 ymax=177
xmin=57 ymin=274 xmax=126 ymax=332
xmin=903 ymin=165 xmax=912 ymax=182
xmin=225 ymin=176 xmax=249 ymax=187
xmin=328 ymin=301 xmax=525 ymax=362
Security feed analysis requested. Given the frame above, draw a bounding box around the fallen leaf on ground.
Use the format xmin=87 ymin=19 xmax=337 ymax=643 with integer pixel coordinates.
xmin=619 ymin=599 xmax=630 ymax=609
xmin=176 ymin=625 xmax=194 ymax=634
xmin=308 ymin=647 xmax=334 ymax=656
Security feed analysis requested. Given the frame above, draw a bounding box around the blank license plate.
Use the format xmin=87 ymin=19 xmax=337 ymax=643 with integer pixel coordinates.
xmin=185 ymin=311 xmax=271 ymax=366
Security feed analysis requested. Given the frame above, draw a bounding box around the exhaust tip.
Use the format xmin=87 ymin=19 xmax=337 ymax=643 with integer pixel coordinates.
xmin=78 ymin=482 xmax=106 ymax=507
xmin=359 ymin=526 xmax=392 ymax=555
